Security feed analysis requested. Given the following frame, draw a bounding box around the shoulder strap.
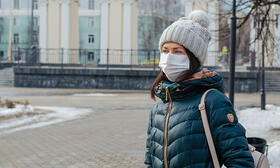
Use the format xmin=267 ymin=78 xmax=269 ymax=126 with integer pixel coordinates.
xmin=198 ymin=89 xmax=220 ymax=168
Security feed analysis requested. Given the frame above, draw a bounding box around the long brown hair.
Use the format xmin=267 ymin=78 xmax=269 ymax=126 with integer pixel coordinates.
xmin=150 ymin=48 xmax=201 ymax=100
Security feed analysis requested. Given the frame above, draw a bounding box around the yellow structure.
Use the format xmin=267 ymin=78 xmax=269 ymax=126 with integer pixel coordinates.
xmin=8 ymin=8 xmax=13 ymax=63
xmin=100 ymin=0 xmax=138 ymax=65
xmin=39 ymin=0 xmax=80 ymax=64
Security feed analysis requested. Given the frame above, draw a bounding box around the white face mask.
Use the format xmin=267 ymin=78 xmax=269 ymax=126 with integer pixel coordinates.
xmin=159 ymin=53 xmax=190 ymax=82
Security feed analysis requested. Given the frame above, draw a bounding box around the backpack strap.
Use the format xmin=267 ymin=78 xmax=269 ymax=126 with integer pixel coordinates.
xmin=198 ymin=89 xmax=220 ymax=168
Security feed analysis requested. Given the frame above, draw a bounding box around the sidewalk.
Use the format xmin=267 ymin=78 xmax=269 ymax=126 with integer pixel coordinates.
xmin=0 ymin=87 xmax=279 ymax=167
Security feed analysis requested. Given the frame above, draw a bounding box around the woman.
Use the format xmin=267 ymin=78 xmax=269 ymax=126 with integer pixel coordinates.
xmin=144 ymin=10 xmax=254 ymax=168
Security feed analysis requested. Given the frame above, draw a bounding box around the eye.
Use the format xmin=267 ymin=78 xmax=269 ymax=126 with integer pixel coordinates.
xmin=175 ymin=50 xmax=183 ymax=54
xmin=162 ymin=50 xmax=168 ymax=54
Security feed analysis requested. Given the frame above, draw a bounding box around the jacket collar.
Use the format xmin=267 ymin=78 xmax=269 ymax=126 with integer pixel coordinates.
xmin=155 ymin=67 xmax=225 ymax=102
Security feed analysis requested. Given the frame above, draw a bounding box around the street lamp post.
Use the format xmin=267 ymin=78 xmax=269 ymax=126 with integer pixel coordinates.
xmin=229 ymin=0 xmax=237 ymax=105
xmin=261 ymin=39 xmax=266 ymax=110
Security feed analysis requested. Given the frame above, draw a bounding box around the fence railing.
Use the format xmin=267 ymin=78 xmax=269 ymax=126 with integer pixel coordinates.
xmin=3 ymin=48 xmax=266 ymax=72
xmin=10 ymin=48 xmax=163 ymax=70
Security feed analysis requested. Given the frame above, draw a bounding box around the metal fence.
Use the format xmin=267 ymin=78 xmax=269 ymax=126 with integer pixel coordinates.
xmin=6 ymin=48 xmax=272 ymax=72
xmin=10 ymin=48 xmax=162 ymax=70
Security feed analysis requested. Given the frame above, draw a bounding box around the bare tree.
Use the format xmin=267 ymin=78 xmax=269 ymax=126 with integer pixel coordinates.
xmin=218 ymin=0 xmax=280 ymax=67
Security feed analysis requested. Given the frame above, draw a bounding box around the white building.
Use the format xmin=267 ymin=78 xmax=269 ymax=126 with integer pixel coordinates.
xmin=273 ymin=5 xmax=280 ymax=67
xmin=249 ymin=5 xmax=280 ymax=67
xmin=1 ymin=0 xmax=221 ymax=66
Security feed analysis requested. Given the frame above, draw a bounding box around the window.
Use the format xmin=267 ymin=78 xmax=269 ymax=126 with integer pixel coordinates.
xmin=33 ymin=33 xmax=38 ymax=43
xmin=0 ymin=0 xmax=2 ymax=9
xmin=13 ymin=33 xmax=19 ymax=44
xmin=88 ymin=34 xmax=94 ymax=43
xmin=14 ymin=0 xmax=19 ymax=9
xmin=88 ymin=17 xmax=94 ymax=27
xmin=33 ymin=17 xmax=39 ymax=31
xmin=155 ymin=18 xmax=163 ymax=33
xmin=88 ymin=0 xmax=94 ymax=9
xmin=88 ymin=52 xmax=94 ymax=61
xmin=0 ymin=51 xmax=4 ymax=59
xmin=34 ymin=17 xmax=39 ymax=25
xmin=13 ymin=17 xmax=17 ymax=26
xmin=34 ymin=0 xmax=38 ymax=9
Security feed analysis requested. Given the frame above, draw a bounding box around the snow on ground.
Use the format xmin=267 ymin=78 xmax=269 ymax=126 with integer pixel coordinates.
xmin=238 ymin=104 xmax=280 ymax=168
xmin=0 ymin=105 xmax=93 ymax=135
xmin=268 ymin=141 xmax=280 ymax=168
xmin=0 ymin=104 xmax=35 ymax=118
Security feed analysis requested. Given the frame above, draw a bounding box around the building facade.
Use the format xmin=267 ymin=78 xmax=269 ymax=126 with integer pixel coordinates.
xmin=99 ymin=0 xmax=219 ymax=65
xmin=0 ymin=0 xmax=101 ymax=64
xmin=99 ymin=0 xmax=138 ymax=65
xmin=78 ymin=0 xmax=101 ymax=64
xmin=0 ymin=0 xmax=39 ymax=62
xmin=39 ymin=0 xmax=80 ymax=64
xmin=0 ymin=0 xmax=221 ymax=66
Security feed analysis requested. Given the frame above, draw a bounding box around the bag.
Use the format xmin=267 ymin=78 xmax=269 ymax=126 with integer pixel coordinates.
xmin=198 ymin=89 xmax=270 ymax=168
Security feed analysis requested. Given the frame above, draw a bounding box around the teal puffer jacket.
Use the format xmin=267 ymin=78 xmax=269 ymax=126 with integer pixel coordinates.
xmin=144 ymin=70 xmax=254 ymax=168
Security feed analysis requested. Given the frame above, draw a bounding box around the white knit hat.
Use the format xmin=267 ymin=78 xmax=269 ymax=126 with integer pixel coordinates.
xmin=159 ymin=10 xmax=211 ymax=65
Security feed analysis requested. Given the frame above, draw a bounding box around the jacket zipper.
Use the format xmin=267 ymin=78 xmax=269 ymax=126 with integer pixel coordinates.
xmin=164 ymin=87 xmax=172 ymax=168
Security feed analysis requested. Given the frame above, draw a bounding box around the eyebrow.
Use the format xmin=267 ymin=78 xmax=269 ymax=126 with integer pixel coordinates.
xmin=163 ymin=47 xmax=183 ymax=50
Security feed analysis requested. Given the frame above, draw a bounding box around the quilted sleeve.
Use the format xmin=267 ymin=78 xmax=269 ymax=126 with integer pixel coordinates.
xmin=205 ymin=90 xmax=254 ymax=168
xmin=144 ymin=107 xmax=153 ymax=167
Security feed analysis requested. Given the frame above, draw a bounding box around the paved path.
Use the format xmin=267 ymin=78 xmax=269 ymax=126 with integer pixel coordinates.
xmin=0 ymin=87 xmax=279 ymax=168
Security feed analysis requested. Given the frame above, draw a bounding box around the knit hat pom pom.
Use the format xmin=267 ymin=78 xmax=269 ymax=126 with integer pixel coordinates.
xmin=188 ymin=10 xmax=209 ymax=29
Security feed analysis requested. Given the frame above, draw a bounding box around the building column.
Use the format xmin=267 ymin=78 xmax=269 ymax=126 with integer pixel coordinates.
xmin=61 ymin=0 xmax=70 ymax=63
xmin=122 ymin=0 xmax=132 ymax=64
xmin=100 ymin=0 xmax=109 ymax=64
xmin=60 ymin=0 xmax=79 ymax=64
xmin=184 ymin=0 xmax=193 ymax=17
xmin=207 ymin=0 xmax=217 ymax=66
xmin=39 ymin=0 xmax=48 ymax=63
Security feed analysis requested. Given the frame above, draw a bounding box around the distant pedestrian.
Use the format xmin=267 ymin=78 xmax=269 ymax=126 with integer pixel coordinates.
xmin=144 ymin=10 xmax=254 ymax=168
